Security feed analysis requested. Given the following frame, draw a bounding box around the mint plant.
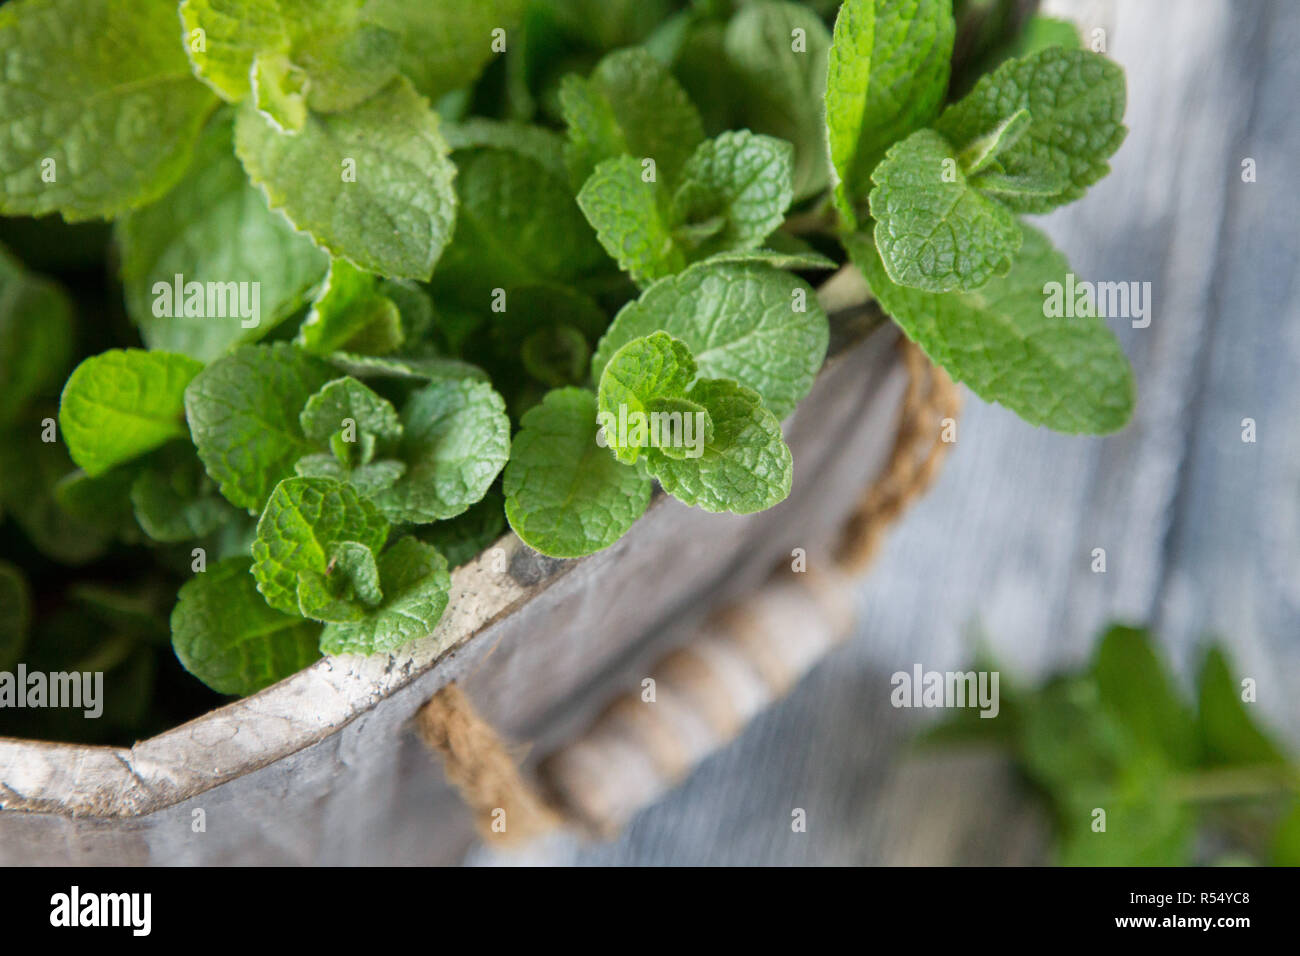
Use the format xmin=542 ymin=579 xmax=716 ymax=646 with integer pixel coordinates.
xmin=926 ymin=627 xmax=1300 ymax=866
xmin=0 ymin=0 xmax=1136 ymax=736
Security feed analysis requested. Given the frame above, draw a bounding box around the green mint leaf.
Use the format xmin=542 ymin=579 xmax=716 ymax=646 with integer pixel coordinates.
xmin=319 ymin=537 xmax=451 ymax=655
xmin=723 ymin=0 xmax=832 ymax=201
xmin=671 ymin=130 xmax=796 ymax=260
xmin=956 ymin=107 xmax=1031 ymax=176
xmin=644 ymin=396 xmax=712 ymax=461
xmin=171 ymin=557 xmax=321 ymax=696
xmin=290 ymin=22 xmax=399 ymax=113
xmin=250 ymin=52 xmax=309 ymax=132
xmin=1012 ymin=16 xmax=1083 ymax=56
xmin=53 ymin=466 xmax=141 ymax=543
xmin=363 ymin=0 xmax=524 ymax=102
xmin=59 ymin=349 xmax=204 ymax=476
xmin=596 ymin=331 xmax=697 ymax=464
xmin=326 ymin=352 xmax=490 ymax=384
xmin=234 ymin=77 xmax=457 ymax=280
xmin=370 ymin=379 xmax=511 ymax=523
xmin=825 ymin=0 xmax=955 ymax=228
xmin=295 ymin=540 xmax=384 ymax=623
xmin=417 ymin=490 xmax=505 ymax=568
xmin=935 ymin=46 xmax=1127 ymax=214
xmin=185 ymin=343 xmax=338 ymax=510
xmin=846 ymin=225 xmax=1134 ymax=433
xmin=432 ymin=146 xmax=606 ymax=307
xmin=130 ymin=442 xmax=239 ymax=543
xmin=560 ymin=47 xmax=705 ymax=189
xmin=0 ymin=0 xmax=216 ymax=220
xmin=1197 ymin=647 xmax=1286 ymax=767
xmin=0 ymin=561 xmax=31 ymax=671
xmin=252 ymin=476 xmax=389 ymax=617
xmin=1092 ymin=625 xmax=1197 ymax=768
xmin=868 ymin=127 xmax=1022 ymax=292
xmin=299 ymin=376 xmax=403 ymax=445
xmin=441 ymin=119 xmax=567 ymax=179
xmin=0 ymin=245 xmax=74 ymax=424
xmin=577 ymin=155 xmax=685 ymax=287
xmin=117 ymin=109 xmax=328 ymax=363
xmin=593 ymin=261 xmax=829 ymax=420
xmin=504 ymin=387 xmax=652 ymax=558
xmin=297 ymin=259 xmax=401 ymax=356
xmin=294 ymin=454 xmax=405 ymax=497
xmin=698 ymin=247 xmax=837 ymax=271
xmin=180 ymin=0 xmax=397 ymax=115
xmin=644 ymin=378 xmax=791 ymax=514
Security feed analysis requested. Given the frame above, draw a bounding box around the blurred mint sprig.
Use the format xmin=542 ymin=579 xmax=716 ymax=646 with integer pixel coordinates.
xmin=924 ymin=625 xmax=1300 ymax=866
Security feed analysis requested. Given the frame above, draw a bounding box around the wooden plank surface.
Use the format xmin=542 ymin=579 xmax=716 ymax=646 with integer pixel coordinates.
xmin=470 ymin=0 xmax=1300 ymax=866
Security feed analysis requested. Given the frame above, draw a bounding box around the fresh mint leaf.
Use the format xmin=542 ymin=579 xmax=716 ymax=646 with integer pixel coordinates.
xmin=593 ymin=261 xmax=829 ymax=420
xmin=504 ymin=388 xmax=652 ymax=558
xmin=0 ymin=245 xmax=74 ymax=424
xmin=698 ymin=247 xmax=837 ymax=271
xmin=560 ymin=47 xmax=705 ymax=189
xmin=363 ymin=0 xmax=525 ymax=102
xmin=671 ymin=130 xmax=796 ymax=260
xmin=251 ymin=476 xmax=389 ymax=617
xmin=577 ymin=155 xmax=685 ymax=286
xmin=441 ymin=119 xmax=568 ymax=179
xmin=579 ymin=131 xmax=797 ymax=286
xmin=1197 ymin=646 xmax=1286 ymax=767
xmin=181 ymin=0 xmax=397 ymax=116
xmin=1092 ymin=625 xmax=1197 ymax=768
xmin=297 ymin=259 xmax=403 ymax=356
xmin=117 ymin=109 xmax=328 ymax=362
xmin=825 ymin=0 xmax=955 ymax=228
xmin=326 ymin=352 xmax=490 ymax=384
xmin=295 ymin=539 xmax=384 ymax=623
xmin=0 ymin=0 xmax=216 ymax=220
xmin=294 ymin=454 xmax=405 ymax=497
xmin=868 ymin=127 xmax=1022 ymax=292
xmin=170 ymin=556 xmax=321 ymax=696
xmin=723 ymin=1 xmax=832 ymax=201
xmin=432 ymin=145 xmax=606 ymax=306
xmin=185 ymin=343 xmax=338 ymax=510
xmin=53 ymin=466 xmax=141 ymax=542
xmin=299 ymin=376 xmax=403 ymax=445
xmin=234 ymin=77 xmax=457 ymax=280
xmin=370 ymin=379 xmax=511 ymax=523
xmin=935 ymin=46 xmax=1127 ymax=213
xmin=645 ymin=378 xmax=791 ymax=514
xmin=846 ymin=226 xmax=1134 ymax=433
xmin=597 ymin=331 xmax=697 ymax=464
xmin=59 ymin=349 xmax=204 ymax=476
xmin=319 ymin=537 xmax=451 ymax=655
xmin=130 ymin=442 xmax=239 ymax=543
xmin=250 ymin=52 xmax=310 ymax=132
xmin=956 ymin=107 xmax=1032 ymax=176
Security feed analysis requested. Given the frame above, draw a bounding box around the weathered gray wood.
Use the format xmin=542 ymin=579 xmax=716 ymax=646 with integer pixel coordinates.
xmin=467 ymin=0 xmax=1300 ymax=867
xmin=0 ymin=305 xmax=906 ymax=864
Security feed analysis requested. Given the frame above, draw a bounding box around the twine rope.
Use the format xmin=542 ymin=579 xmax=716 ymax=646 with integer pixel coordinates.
xmin=417 ymin=339 xmax=962 ymax=841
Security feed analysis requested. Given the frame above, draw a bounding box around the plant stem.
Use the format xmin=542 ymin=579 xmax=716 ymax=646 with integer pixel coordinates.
xmin=1173 ymin=765 xmax=1300 ymax=804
